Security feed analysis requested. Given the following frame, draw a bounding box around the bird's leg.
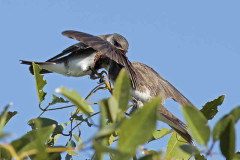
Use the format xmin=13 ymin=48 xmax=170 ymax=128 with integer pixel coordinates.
xmin=128 ymin=98 xmax=142 ymax=115
xmin=89 ymin=68 xmax=100 ymax=80
xmin=97 ymin=70 xmax=108 ymax=84
xmin=129 ymin=104 xmax=138 ymax=115
xmin=89 ymin=68 xmax=107 ymax=82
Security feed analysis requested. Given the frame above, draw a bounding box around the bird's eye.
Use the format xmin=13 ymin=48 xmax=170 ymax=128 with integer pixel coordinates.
xmin=114 ymin=40 xmax=121 ymax=48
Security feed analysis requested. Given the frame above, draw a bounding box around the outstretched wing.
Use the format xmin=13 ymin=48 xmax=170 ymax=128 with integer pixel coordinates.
xmin=62 ymin=30 xmax=138 ymax=88
xmin=47 ymin=42 xmax=88 ymax=62
xmin=132 ymin=62 xmax=194 ymax=106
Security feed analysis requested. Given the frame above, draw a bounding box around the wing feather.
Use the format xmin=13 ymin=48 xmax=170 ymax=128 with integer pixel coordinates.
xmin=47 ymin=42 xmax=88 ymax=62
xmin=132 ymin=62 xmax=194 ymax=106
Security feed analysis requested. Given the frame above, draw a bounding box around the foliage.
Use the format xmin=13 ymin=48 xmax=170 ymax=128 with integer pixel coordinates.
xmin=0 ymin=64 xmax=239 ymax=160
xmin=182 ymin=106 xmax=210 ymax=146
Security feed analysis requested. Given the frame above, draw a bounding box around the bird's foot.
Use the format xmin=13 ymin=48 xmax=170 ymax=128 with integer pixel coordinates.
xmin=129 ymin=105 xmax=139 ymax=115
xmin=89 ymin=68 xmax=108 ymax=83
xmin=128 ymin=99 xmax=142 ymax=115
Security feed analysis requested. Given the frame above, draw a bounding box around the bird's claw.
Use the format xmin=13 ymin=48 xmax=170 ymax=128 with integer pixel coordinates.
xmin=89 ymin=68 xmax=107 ymax=83
xmin=98 ymin=78 xmax=104 ymax=84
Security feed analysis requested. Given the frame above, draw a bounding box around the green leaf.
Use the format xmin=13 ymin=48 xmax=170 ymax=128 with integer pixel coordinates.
xmin=108 ymin=134 xmax=115 ymax=146
xmin=139 ymin=151 xmax=162 ymax=160
xmin=94 ymin=100 xmax=112 ymax=160
xmin=0 ymin=133 xmax=11 ymax=139
xmin=66 ymin=150 xmax=78 ymax=159
xmin=48 ymin=123 xmax=67 ymax=146
xmin=118 ymin=97 xmax=160 ymax=154
xmin=107 ymin=97 xmax=119 ymax=122
xmin=28 ymin=117 xmax=65 ymax=146
xmin=213 ymin=116 xmax=231 ymax=141
xmin=213 ymin=113 xmax=236 ymax=159
xmin=112 ymin=69 xmax=130 ymax=112
xmin=11 ymin=125 xmax=55 ymax=159
xmin=165 ymin=132 xmax=192 ymax=160
xmin=200 ymin=95 xmax=225 ymax=120
xmin=219 ymin=117 xmax=235 ymax=160
xmin=71 ymin=114 xmax=92 ymax=127
xmin=179 ymin=144 xmax=199 ymax=155
xmin=95 ymin=122 xmax=119 ymax=139
xmin=55 ymin=87 xmax=94 ymax=115
xmin=195 ymin=153 xmax=207 ymax=160
xmin=0 ymin=147 xmax=11 ymax=159
xmin=99 ymin=98 xmax=119 ymax=124
xmin=32 ymin=62 xmax=47 ymax=103
xmin=213 ymin=106 xmax=239 ymax=139
xmin=99 ymin=99 xmax=108 ymax=129
xmin=4 ymin=111 xmax=17 ymax=125
xmin=213 ymin=106 xmax=240 ymax=142
xmin=93 ymin=141 xmax=131 ymax=160
xmin=151 ymin=128 xmax=173 ymax=141
xmin=66 ymin=140 xmax=78 ymax=160
xmin=233 ymin=152 xmax=240 ymax=160
xmin=0 ymin=104 xmax=17 ymax=133
xmin=182 ymin=106 xmax=210 ymax=145
xmin=28 ymin=117 xmax=58 ymax=129
xmin=66 ymin=140 xmax=78 ymax=156
xmin=49 ymin=94 xmax=69 ymax=106
xmin=73 ymin=134 xmax=82 ymax=148
xmin=229 ymin=106 xmax=240 ymax=123
xmin=48 ymin=152 xmax=61 ymax=160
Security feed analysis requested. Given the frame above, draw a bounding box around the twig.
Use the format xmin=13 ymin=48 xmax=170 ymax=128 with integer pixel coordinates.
xmin=38 ymin=82 xmax=105 ymax=117
xmin=71 ymin=112 xmax=100 ymax=131
xmin=206 ymin=142 xmax=215 ymax=157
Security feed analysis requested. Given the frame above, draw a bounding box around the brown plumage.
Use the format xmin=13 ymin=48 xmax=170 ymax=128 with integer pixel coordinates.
xmin=132 ymin=62 xmax=194 ymax=106
xmin=106 ymin=61 xmax=194 ymax=144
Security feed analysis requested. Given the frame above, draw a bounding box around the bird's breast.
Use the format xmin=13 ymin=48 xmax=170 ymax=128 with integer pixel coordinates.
xmin=131 ymin=89 xmax=152 ymax=103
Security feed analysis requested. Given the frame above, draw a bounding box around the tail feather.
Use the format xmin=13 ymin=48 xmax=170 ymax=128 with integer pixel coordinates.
xmin=158 ymin=105 xmax=193 ymax=144
xmin=20 ymin=60 xmax=33 ymax=65
xmin=171 ymin=126 xmax=193 ymax=144
xmin=20 ymin=60 xmax=52 ymax=75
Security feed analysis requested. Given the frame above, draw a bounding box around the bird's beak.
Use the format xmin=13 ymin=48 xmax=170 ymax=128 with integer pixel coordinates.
xmin=116 ymin=47 xmax=127 ymax=54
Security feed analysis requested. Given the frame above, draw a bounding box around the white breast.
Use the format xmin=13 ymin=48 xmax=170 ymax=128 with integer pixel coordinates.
xmin=131 ymin=89 xmax=152 ymax=103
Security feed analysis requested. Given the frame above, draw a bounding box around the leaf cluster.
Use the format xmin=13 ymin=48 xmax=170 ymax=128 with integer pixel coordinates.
xmin=0 ymin=64 xmax=239 ymax=160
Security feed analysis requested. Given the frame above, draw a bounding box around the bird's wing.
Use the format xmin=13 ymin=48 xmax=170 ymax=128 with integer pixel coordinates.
xmin=132 ymin=62 xmax=194 ymax=106
xmin=62 ymin=30 xmax=138 ymax=88
xmin=46 ymin=42 xmax=89 ymax=62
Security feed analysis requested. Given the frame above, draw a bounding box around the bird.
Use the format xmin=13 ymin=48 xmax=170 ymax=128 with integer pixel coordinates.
xmin=80 ymin=34 xmax=195 ymax=144
xmin=21 ymin=30 xmax=194 ymax=144
xmin=20 ymin=31 xmax=133 ymax=82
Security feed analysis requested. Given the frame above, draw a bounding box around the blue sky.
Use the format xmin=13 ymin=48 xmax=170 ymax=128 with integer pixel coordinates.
xmin=1 ymin=0 xmax=240 ymax=159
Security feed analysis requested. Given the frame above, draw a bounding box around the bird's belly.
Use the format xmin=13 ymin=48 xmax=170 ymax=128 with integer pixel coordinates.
xmin=39 ymin=63 xmax=69 ymax=76
xmin=40 ymin=53 xmax=96 ymax=77
xmin=67 ymin=57 xmax=95 ymax=77
xmin=131 ymin=89 xmax=152 ymax=103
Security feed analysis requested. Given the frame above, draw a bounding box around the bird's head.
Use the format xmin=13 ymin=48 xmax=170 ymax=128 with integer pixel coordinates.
xmin=98 ymin=33 xmax=129 ymax=54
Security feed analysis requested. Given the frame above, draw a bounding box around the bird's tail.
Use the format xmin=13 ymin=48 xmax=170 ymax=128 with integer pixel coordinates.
xmin=20 ymin=60 xmax=52 ymax=74
xmin=20 ymin=60 xmax=34 ymax=65
xmin=158 ymin=105 xmax=193 ymax=144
